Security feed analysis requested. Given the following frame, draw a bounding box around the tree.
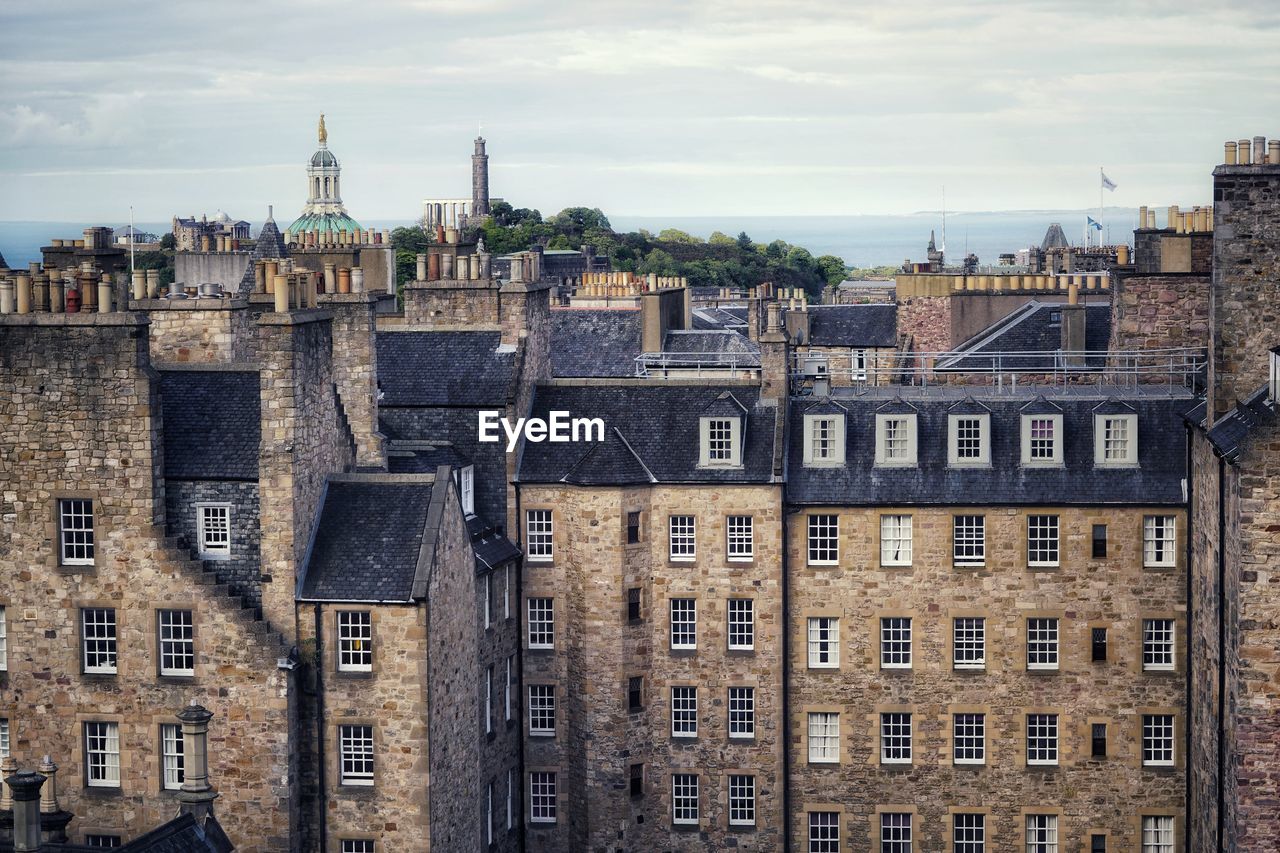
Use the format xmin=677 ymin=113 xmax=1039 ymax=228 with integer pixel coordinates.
xmin=736 ymin=232 xmax=754 ymax=251
xmin=816 ymin=255 xmax=848 ymax=285
xmin=160 ymin=232 xmax=176 ymax=250
xmin=657 ymin=228 xmax=702 ymax=244
xmin=391 ymin=226 xmax=431 ymax=255
xmin=708 ymin=231 xmax=736 ymax=247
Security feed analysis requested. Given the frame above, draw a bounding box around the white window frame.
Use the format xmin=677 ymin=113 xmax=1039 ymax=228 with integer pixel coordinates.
xmin=504 ymin=564 xmax=511 ymax=620
xmin=1143 ymin=618 xmax=1176 ymax=671
xmin=669 ymin=598 xmax=697 ymax=650
xmin=0 ymin=606 xmax=7 ymax=671
xmin=84 ymin=721 xmax=120 ymax=788
xmin=485 ymin=665 xmax=493 ymax=734
xmin=1027 ymin=617 xmax=1060 ymax=671
xmin=459 ymin=465 xmax=475 ymax=516
xmin=1094 ymin=414 xmax=1138 ymax=466
xmin=1144 ymin=516 xmax=1177 ymax=568
xmin=1021 ymin=414 xmax=1063 ymax=467
xmin=807 ymin=514 xmax=839 ymax=565
xmin=195 ymin=502 xmax=231 ymax=559
xmin=809 ymin=812 xmax=840 ymax=852
xmin=484 ymin=574 xmax=492 ymax=630
xmin=953 ymin=515 xmax=986 ymax=566
xmin=671 ymin=773 xmax=700 ymax=825
xmin=880 ymin=514 xmax=912 ymax=567
xmin=850 ymin=348 xmax=868 ymax=381
xmin=1142 ymin=714 xmax=1175 ymax=767
xmin=486 ymin=781 xmax=494 ymax=846
xmin=954 ymin=812 xmax=986 ymax=853
xmin=875 ymin=413 xmax=918 ymax=467
xmin=82 ymin=607 xmax=117 ymax=675
xmin=505 ymin=655 xmax=513 ymax=722
xmin=671 ymin=686 xmax=697 ymax=738
xmin=529 ymin=772 xmax=556 ymax=823
xmin=880 ymin=712 xmax=912 ymax=764
xmin=953 ymin=713 xmax=986 ymax=765
xmin=1027 ymin=515 xmax=1060 ymax=568
xmin=0 ymin=719 xmax=8 ymax=760
xmin=728 ymin=774 xmax=755 ymax=827
xmin=880 ymin=616 xmax=912 ymax=669
xmin=59 ymin=498 xmax=95 ymax=566
xmin=808 ymin=711 xmax=840 ymax=763
xmin=528 ymin=684 xmax=555 ymax=737
xmin=803 ymin=414 xmax=846 ymax=465
xmin=1025 ymin=814 xmax=1059 ymax=853
xmin=339 ymin=724 xmax=374 ymax=786
xmin=669 ymin=515 xmax=696 ymax=560
xmin=506 ymin=767 xmax=514 ymax=830
xmin=525 ymin=509 xmax=553 ymax=562
xmin=948 ymin=413 xmax=991 ymax=467
xmin=727 ymin=598 xmax=754 ymax=651
xmin=160 ymin=722 xmax=184 ymax=791
xmin=1026 ymin=714 xmax=1059 ymax=766
xmin=700 ymin=416 xmax=742 ymax=468
xmin=728 ymin=686 xmax=755 ymax=739
xmin=336 ymin=610 xmax=372 ymax=672
xmin=527 ymin=598 xmax=553 ymax=649
xmin=807 ymin=617 xmax=839 ymax=668
xmin=1141 ymin=815 xmax=1175 ymax=853
xmin=158 ymin=608 xmax=195 ymax=677
xmin=726 ymin=515 xmax=754 ymax=560
xmin=953 ymin=616 xmax=986 ymax=670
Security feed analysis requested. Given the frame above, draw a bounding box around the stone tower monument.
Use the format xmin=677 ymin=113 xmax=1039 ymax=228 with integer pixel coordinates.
xmin=472 ymin=135 xmax=490 ymax=217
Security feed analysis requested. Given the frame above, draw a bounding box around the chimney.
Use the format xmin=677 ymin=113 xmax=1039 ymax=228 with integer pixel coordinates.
xmin=36 ymin=756 xmax=70 ymax=845
xmin=176 ymin=703 xmax=219 ymax=823
xmin=1060 ymin=284 xmax=1085 ymax=367
xmin=7 ymin=770 xmax=44 ymax=852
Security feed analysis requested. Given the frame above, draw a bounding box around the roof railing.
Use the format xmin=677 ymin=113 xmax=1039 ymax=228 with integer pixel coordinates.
xmin=635 ymin=351 xmax=762 ymax=379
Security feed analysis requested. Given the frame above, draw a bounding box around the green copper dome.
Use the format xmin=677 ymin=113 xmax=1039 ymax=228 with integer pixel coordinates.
xmin=286 ymin=212 xmax=363 ymax=237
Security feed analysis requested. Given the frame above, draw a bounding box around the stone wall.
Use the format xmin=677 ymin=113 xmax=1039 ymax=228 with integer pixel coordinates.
xmin=140 ymin=300 xmax=255 ymax=365
xmin=318 ymin=293 xmax=384 ymax=468
xmin=474 ymin=559 xmax=523 ymax=853
xmin=1108 ymin=273 xmax=1210 ymax=352
xmin=896 ymin=296 xmax=951 ymax=355
xmin=174 ymin=251 xmax=251 ymax=293
xmin=163 ymin=480 xmax=262 ymax=606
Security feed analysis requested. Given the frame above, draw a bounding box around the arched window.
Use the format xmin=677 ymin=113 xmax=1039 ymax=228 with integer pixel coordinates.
xmin=324 ymin=177 xmax=330 ymax=197
xmin=314 ymin=177 xmax=321 ymax=199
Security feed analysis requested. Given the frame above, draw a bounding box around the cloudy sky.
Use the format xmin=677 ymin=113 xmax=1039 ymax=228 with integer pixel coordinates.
xmin=1 ymin=0 xmax=1277 ymax=222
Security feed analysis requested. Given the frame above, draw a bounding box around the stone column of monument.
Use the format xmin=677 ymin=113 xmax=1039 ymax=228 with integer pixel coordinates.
xmin=472 ymin=136 xmax=490 ymax=217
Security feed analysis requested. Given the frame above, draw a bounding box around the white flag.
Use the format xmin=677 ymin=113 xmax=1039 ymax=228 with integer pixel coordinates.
xmin=1101 ymin=171 xmax=1117 ymax=192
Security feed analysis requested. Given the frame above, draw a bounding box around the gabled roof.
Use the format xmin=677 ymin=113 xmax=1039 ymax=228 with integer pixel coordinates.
xmin=468 ymin=515 xmax=522 ymax=571
xmin=701 ymin=390 xmax=748 ymax=417
xmin=377 ymin=331 xmax=516 ymax=407
xmin=1020 ymin=395 xmax=1063 ymax=415
xmin=938 ymin=302 xmax=1111 ymax=370
xmin=947 ymin=396 xmax=992 ymax=415
xmin=160 ymin=370 xmax=260 ymax=481
xmin=803 ymin=398 xmax=848 ymax=416
xmin=550 ymin=309 xmax=641 ymax=378
xmin=807 ymin=304 xmax=898 ymax=348
xmin=561 ymin=427 xmax=656 ymax=485
xmin=119 ymin=812 xmax=234 ymax=853
xmin=1200 ymin=385 xmax=1278 ymax=462
xmin=1092 ymin=398 xmax=1137 ymax=415
xmin=875 ymin=397 xmax=918 ymax=415
xmin=236 ymin=214 xmax=288 ymax=295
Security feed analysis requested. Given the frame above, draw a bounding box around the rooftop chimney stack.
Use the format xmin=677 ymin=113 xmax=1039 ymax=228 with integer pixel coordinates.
xmin=7 ymin=771 xmax=44 ymax=853
xmin=176 ymin=703 xmax=219 ymax=823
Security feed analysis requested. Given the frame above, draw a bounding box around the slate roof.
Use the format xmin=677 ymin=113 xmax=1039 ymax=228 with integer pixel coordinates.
xmin=691 ymin=306 xmax=749 ymax=331
xmin=787 ymin=391 xmax=1195 ymax=506
xmin=550 ymin=309 xmax=642 ymax=378
xmin=468 ymin=515 xmax=522 ymax=571
xmin=300 ymin=480 xmax=435 ymax=602
xmin=807 ymin=304 xmax=898 ymax=348
xmin=380 ymin=408 xmax=509 ymax=523
xmin=160 ymin=370 xmax=260 ymax=481
xmin=663 ymin=330 xmax=760 ymax=364
xmin=377 ymin=331 xmax=516 ymax=406
xmin=237 ymin=214 xmax=289 ymax=295
xmin=937 ymin=302 xmax=1111 ymax=370
xmin=1195 ymin=384 xmax=1278 ymax=462
xmin=119 ymin=813 xmax=235 ymax=853
xmin=518 ymin=384 xmax=777 ymax=484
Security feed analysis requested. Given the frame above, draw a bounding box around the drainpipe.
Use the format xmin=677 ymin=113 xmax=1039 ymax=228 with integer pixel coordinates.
xmin=1216 ymin=456 xmax=1226 ymax=851
xmin=780 ymin=503 xmax=792 ymax=853
xmin=314 ymin=602 xmax=328 ymax=853
xmin=1183 ymin=429 xmax=1193 ymax=853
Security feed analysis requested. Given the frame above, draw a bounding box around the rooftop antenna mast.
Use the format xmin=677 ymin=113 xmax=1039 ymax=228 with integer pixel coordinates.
xmin=129 ymin=205 xmax=135 ymax=274
xmin=941 ymin=186 xmax=947 ymax=255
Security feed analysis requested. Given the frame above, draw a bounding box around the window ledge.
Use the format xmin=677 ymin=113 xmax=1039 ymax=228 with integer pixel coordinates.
xmin=334 ymin=670 xmax=375 ymax=680
xmin=81 ymin=786 xmax=123 ymax=798
xmin=199 ymin=553 xmax=231 ymax=562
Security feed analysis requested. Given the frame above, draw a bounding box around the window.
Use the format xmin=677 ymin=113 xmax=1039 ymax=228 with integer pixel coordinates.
xmin=1091 ymin=722 xmax=1107 ymax=758
xmin=880 ymin=515 xmax=912 ymax=566
xmin=807 ymin=617 xmax=839 ymax=668
xmin=1091 ymin=834 xmax=1106 ymax=853
xmin=880 ymin=712 xmax=912 ymax=764
xmin=953 ymin=516 xmax=985 ymax=566
xmin=1026 ymin=815 xmax=1059 ymax=853
xmin=876 ymin=414 xmax=917 ymax=466
xmin=953 ymin=617 xmax=986 ymax=670
xmin=807 ymin=514 xmax=839 ymax=565
xmin=1026 ymin=714 xmax=1059 ymax=765
xmin=671 ymin=687 xmax=697 ymax=737
xmin=1027 ymin=515 xmax=1060 ymax=567
xmin=669 ymin=598 xmax=697 ymax=649
xmin=851 ymin=348 xmax=868 ymax=381
xmin=507 ymin=768 xmax=514 ymax=830
xmin=1141 ymin=816 xmax=1175 ymax=853
xmin=881 ymin=812 xmax=912 ymax=852
xmin=0 ymin=719 xmax=8 ymax=759
xmin=728 ymin=775 xmax=755 ymax=826
xmin=156 ymin=609 xmax=195 ymax=677
xmin=1144 ymin=516 xmax=1177 ymax=567
xmin=628 ymin=676 xmax=644 ymax=711
xmin=505 ymin=656 xmax=514 ymax=722
xmin=728 ymin=687 xmax=755 ymax=738
xmin=486 ymin=781 xmax=494 ymax=846
xmin=809 ymin=812 xmax=840 ymax=853
xmin=331 ymin=612 xmax=374 ymax=673
xmin=528 ymin=685 xmax=555 ymax=736
xmin=626 ymin=511 xmax=641 ymax=544
xmin=880 ymin=617 xmax=912 ymax=669
xmin=669 ymin=515 xmax=696 ymax=560
xmin=82 ymin=608 xmax=117 ymax=674
xmin=954 ymin=813 xmax=986 ymax=853
xmin=59 ymin=498 xmax=95 ymax=565
xmin=953 ymin=713 xmax=985 ymax=764
xmin=1091 ymin=627 xmax=1108 ymax=663
xmin=1095 ymin=414 xmax=1138 ymax=465
xmin=808 ymin=712 xmax=840 ymax=763
xmin=85 ymin=837 xmax=122 ymax=849
xmin=804 ymin=414 xmax=845 ymax=465
xmin=526 ymin=510 xmax=553 ymax=561
xmin=1027 ymin=618 xmax=1059 ymax=671
xmin=726 ymin=515 xmax=753 ymax=560
xmin=484 ymin=575 xmax=492 ymax=630
xmin=1143 ymin=619 xmax=1175 ymax=671
xmin=1022 ymin=414 xmax=1062 ymax=466
xmin=705 ymin=417 xmax=736 ymax=464
xmin=0 ymin=606 xmax=7 ymax=671
xmin=160 ymin=723 xmax=184 ymax=791
xmin=627 ymin=588 xmax=642 ymax=622
xmin=1143 ymin=714 xmax=1175 ymax=766
xmin=504 ymin=565 xmax=511 ymax=620
xmin=527 ymin=598 xmax=553 ymax=649
xmin=630 ymin=763 xmax=644 ymax=797
xmin=530 ymin=772 xmax=556 ymax=823
xmin=459 ymin=465 xmax=475 ymax=516
xmin=949 ymin=414 xmax=990 ymax=466
xmin=84 ymin=721 xmax=120 ymax=787
xmin=672 ymin=773 xmax=699 ymax=825
xmin=339 ymin=724 xmax=374 ymax=786
xmin=196 ymin=503 xmax=231 ymax=558
xmin=485 ymin=666 xmax=495 ymax=734
xmin=1092 ymin=524 xmax=1108 ymax=558
xmin=727 ymin=599 xmax=754 ymax=650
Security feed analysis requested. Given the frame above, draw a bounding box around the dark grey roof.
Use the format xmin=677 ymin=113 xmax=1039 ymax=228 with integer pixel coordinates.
xmin=663 ymin=330 xmax=760 ymax=364
xmin=160 ymin=370 xmax=260 ymax=481
xmin=691 ymin=306 xmax=749 ymax=331
xmin=1201 ymin=385 xmax=1277 ymax=462
xmin=807 ymin=304 xmax=898 ymax=348
xmin=562 ymin=427 xmax=655 ymax=485
xmin=550 ymin=309 xmax=641 ymax=378
xmin=468 ymin=515 xmax=521 ymax=571
xmin=300 ymin=480 xmax=435 ymax=602
xmin=939 ymin=302 xmax=1111 ymax=370
xmin=236 ymin=214 xmax=289 ymax=295
xmin=518 ymin=384 xmax=777 ymax=484
xmin=1041 ymin=223 xmax=1069 ymax=251
xmin=787 ymin=393 xmax=1194 ymax=506
xmin=0 ymin=249 xmax=8 ymax=268
xmin=380 ymin=408 xmax=508 ymax=523
xmin=377 ymin=331 xmax=516 ymax=406
xmin=119 ymin=813 xmax=234 ymax=853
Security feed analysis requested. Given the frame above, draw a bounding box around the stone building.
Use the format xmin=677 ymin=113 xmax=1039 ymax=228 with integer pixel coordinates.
xmin=286 ymin=116 xmax=363 ymax=241
xmin=421 ymin=136 xmax=504 ymax=230
xmin=172 ymin=212 xmax=251 ymax=253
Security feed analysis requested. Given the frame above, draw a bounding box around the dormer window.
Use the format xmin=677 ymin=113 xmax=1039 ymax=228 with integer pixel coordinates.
xmin=948 ymin=413 xmax=990 ymax=467
xmin=699 ymin=392 xmax=747 ymax=469
xmin=1020 ymin=414 xmax=1063 ymax=467
xmin=803 ymin=413 xmax=845 ymax=466
xmin=874 ymin=414 xmax=917 ymax=467
xmin=1094 ymin=414 xmax=1138 ymax=466
xmin=707 ymin=418 xmax=736 ymax=462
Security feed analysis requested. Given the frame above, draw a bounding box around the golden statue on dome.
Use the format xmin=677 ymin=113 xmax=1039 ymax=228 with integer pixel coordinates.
xmin=318 ymin=113 xmax=327 ymax=146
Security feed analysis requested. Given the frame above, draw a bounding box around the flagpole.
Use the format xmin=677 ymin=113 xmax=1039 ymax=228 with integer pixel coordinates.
xmin=1099 ymin=167 xmax=1104 ymax=245
xmin=129 ymin=206 xmax=136 ymax=273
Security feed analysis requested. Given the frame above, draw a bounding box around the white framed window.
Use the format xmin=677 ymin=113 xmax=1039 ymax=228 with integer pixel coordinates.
xmin=671 ymin=686 xmax=697 ymax=737
xmin=336 ymin=611 xmax=373 ymax=673
xmin=0 ymin=606 xmax=7 ymax=671
xmin=949 ymin=414 xmax=990 ymax=466
xmin=808 ymin=712 xmax=839 ymax=763
xmin=1027 ymin=515 xmax=1060 ymax=567
xmin=1143 ymin=714 xmax=1175 ymax=766
xmin=1021 ymin=414 xmax=1063 ymax=466
xmin=505 ymin=656 xmax=513 ymax=722
xmin=528 ymin=684 xmax=555 ymax=736
xmin=851 ymin=348 xmax=868 ymax=381
xmin=459 ymin=465 xmax=475 ymax=516
xmin=1141 ymin=815 xmax=1175 ymax=853
xmin=1025 ymin=815 xmax=1059 ymax=853
xmin=1027 ymin=618 xmax=1060 ymax=670
xmin=727 ymin=599 xmax=754 ymax=650
xmin=953 ymin=515 xmax=985 ymax=566
xmin=339 ymin=724 xmax=374 ymax=786
xmin=881 ymin=811 xmax=912 ymax=852
xmin=195 ymin=503 xmax=231 ymax=558
xmin=160 ymin=722 xmax=184 ymax=791
xmin=880 ymin=712 xmax=912 ymax=764
xmin=0 ymin=719 xmax=8 ymax=759
xmin=1143 ymin=619 xmax=1175 ymax=671
xmin=728 ymin=774 xmax=755 ymax=826
xmin=84 ymin=721 xmax=120 ymax=787
xmin=1095 ymin=414 xmax=1138 ymax=466
xmin=803 ymin=414 xmax=845 ymax=465
xmin=953 ymin=713 xmax=986 ymax=764
xmin=880 ymin=514 xmax=912 ymax=566
xmin=807 ymin=514 xmax=839 ymax=565
xmin=875 ymin=414 xmax=917 ymax=466
xmin=728 ymin=687 xmax=755 ymax=738
xmin=953 ymin=617 xmax=986 ymax=670
xmin=527 ymin=598 xmax=553 ymax=649
xmin=809 ymin=812 xmax=840 ymax=853
xmin=525 ymin=509 xmax=553 ymax=561
xmin=807 ymin=617 xmax=839 ymax=668
xmin=340 ymin=840 xmax=373 ymax=853
xmin=669 ymin=515 xmax=696 ymax=560
xmin=669 ymin=598 xmax=697 ymax=649
xmin=954 ymin=813 xmax=985 ymax=853
xmin=726 ymin=515 xmax=754 ymax=560
xmin=82 ymin=608 xmax=117 ymax=674
xmin=506 ymin=767 xmax=514 ymax=830
xmin=530 ymin=772 xmax=556 ymax=823
xmin=1026 ymin=714 xmax=1059 ymax=765
xmin=485 ymin=665 xmax=493 ymax=734
xmin=1144 ymin=516 xmax=1177 ymax=567
xmin=484 ymin=574 xmax=492 ymax=630
xmin=880 ymin=617 xmax=912 ymax=669
xmin=486 ymin=781 xmax=494 ymax=846
xmin=700 ymin=417 xmax=741 ymax=467
xmin=672 ymin=773 xmax=699 ymax=825
xmin=59 ymin=498 xmax=95 ymax=565
xmin=158 ymin=609 xmax=194 ymax=677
